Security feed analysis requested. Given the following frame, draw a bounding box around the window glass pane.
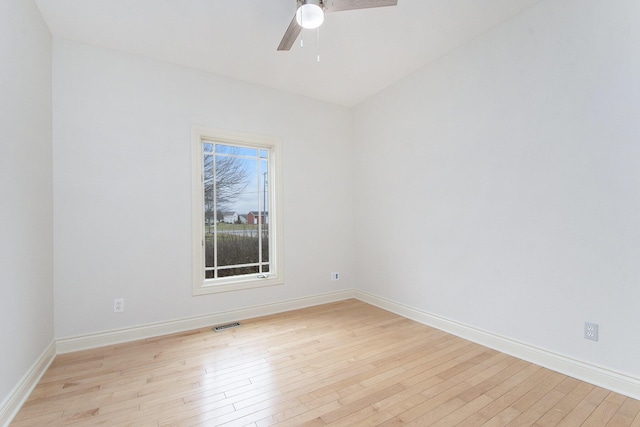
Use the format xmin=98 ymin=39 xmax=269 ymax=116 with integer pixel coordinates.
xmin=215 ymin=144 xmax=257 ymax=157
xmin=261 ymin=236 xmax=269 ymax=264
xmin=216 ymin=232 xmax=259 ymax=267
xmin=259 ymin=158 xmax=269 ymax=266
xmin=203 ymin=141 xmax=270 ymax=279
xmin=217 ymin=265 xmax=259 ymax=277
xmin=203 ymin=154 xmax=214 ymax=181
xmin=203 ymin=153 xmax=215 ymax=235
xmin=205 ymin=235 xmax=215 ymax=268
xmin=215 ymin=153 xmax=250 ymax=213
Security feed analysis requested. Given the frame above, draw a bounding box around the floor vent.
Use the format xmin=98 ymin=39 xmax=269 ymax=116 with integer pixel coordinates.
xmin=213 ymin=322 xmax=241 ymax=332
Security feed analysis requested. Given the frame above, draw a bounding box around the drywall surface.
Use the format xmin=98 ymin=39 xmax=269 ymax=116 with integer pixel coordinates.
xmin=353 ymin=0 xmax=640 ymax=378
xmin=52 ymin=39 xmax=355 ymax=338
xmin=0 ymin=0 xmax=53 ymax=406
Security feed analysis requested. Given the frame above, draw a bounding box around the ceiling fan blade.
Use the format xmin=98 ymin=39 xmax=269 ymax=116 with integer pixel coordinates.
xmin=277 ymin=15 xmax=303 ymax=51
xmin=324 ymin=0 xmax=397 ymax=13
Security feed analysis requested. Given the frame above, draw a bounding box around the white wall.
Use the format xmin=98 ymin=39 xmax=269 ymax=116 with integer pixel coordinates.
xmin=354 ymin=0 xmax=640 ymax=378
xmin=0 ymin=0 xmax=53 ymax=406
xmin=52 ymin=39 xmax=355 ymax=338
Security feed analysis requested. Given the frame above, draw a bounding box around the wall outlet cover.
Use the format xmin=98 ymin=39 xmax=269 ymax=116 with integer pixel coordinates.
xmin=114 ymin=298 xmax=124 ymax=313
xmin=584 ymin=322 xmax=598 ymax=341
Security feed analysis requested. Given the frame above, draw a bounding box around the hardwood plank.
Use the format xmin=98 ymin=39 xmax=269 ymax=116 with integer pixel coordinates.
xmin=10 ymin=299 xmax=640 ymax=427
xmin=583 ymin=391 xmax=627 ymax=426
xmin=607 ymin=398 xmax=640 ymax=426
xmin=456 ymin=364 xmax=551 ymax=425
xmin=506 ymin=389 xmax=566 ymax=426
xmin=534 ymin=381 xmax=594 ymax=426
xmin=556 ymin=386 xmax=611 ymax=426
xmin=431 ymin=394 xmax=494 ymax=426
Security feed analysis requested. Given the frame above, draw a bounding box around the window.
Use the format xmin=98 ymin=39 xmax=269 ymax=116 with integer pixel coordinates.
xmin=192 ymin=127 xmax=283 ymax=294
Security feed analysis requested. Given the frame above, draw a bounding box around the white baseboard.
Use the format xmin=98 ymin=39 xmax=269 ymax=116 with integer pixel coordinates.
xmin=0 ymin=341 xmax=56 ymax=427
xmin=354 ymin=289 xmax=640 ymax=401
xmin=56 ymin=290 xmax=355 ymax=354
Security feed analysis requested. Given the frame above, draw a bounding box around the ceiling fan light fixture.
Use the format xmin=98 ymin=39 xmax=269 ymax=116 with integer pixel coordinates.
xmin=296 ymin=0 xmax=324 ymax=30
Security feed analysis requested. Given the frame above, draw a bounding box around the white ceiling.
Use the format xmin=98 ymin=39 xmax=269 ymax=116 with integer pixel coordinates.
xmin=34 ymin=0 xmax=541 ymax=106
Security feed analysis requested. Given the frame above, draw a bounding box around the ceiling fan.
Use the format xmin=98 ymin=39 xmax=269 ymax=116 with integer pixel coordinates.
xmin=277 ymin=0 xmax=398 ymax=51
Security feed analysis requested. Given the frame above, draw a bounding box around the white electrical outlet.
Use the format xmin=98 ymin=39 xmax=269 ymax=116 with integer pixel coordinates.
xmin=331 ymin=272 xmax=339 ymax=281
xmin=114 ymin=298 xmax=124 ymax=313
xmin=584 ymin=322 xmax=598 ymax=341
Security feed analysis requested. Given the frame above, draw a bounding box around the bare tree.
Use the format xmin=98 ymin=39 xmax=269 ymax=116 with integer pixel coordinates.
xmin=203 ymin=150 xmax=249 ymax=225
xmin=214 ymin=154 xmax=248 ymax=210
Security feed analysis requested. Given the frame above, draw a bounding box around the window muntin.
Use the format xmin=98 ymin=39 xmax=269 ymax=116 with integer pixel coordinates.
xmin=192 ymin=127 xmax=283 ymax=294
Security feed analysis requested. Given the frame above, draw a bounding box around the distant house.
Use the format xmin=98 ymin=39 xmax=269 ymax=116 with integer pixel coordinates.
xmin=238 ymin=215 xmax=247 ymax=224
xmin=247 ymin=211 xmax=268 ymax=225
xmin=222 ymin=212 xmax=238 ymax=224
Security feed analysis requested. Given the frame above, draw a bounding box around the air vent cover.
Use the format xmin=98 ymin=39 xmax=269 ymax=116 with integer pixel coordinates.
xmin=213 ymin=322 xmax=241 ymax=332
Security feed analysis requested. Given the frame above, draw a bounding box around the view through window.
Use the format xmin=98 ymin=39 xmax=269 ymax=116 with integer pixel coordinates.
xmin=203 ymin=143 xmax=270 ymax=278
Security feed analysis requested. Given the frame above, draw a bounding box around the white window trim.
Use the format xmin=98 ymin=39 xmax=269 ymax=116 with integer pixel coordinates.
xmin=191 ymin=126 xmax=284 ymax=295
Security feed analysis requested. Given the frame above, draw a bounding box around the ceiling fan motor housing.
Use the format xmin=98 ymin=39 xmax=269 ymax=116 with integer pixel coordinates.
xmin=296 ymin=0 xmax=325 ymax=29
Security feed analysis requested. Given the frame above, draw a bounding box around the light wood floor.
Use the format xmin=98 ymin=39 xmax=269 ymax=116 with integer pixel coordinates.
xmin=11 ymin=299 xmax=640 ymax=426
